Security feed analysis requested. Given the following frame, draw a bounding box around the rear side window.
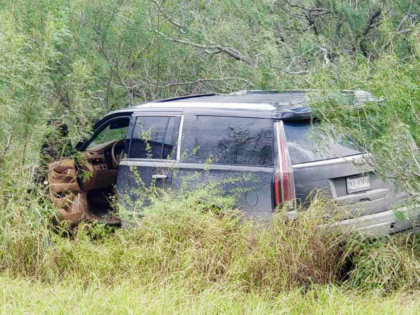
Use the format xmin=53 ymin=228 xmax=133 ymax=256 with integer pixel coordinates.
xmin=129 ymin=116 xmax=181 ymax=160
xmin=195 ymin=116 xmax=274 ymax=166
xmin=283 ymin=120 xmax=361 ymax=164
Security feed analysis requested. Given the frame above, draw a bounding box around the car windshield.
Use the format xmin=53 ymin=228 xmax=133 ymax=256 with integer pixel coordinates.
xmin=87 ymin=118 xmax=129 ymax=149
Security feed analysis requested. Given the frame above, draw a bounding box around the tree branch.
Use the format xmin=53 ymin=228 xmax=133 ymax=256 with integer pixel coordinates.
xmin=152 ymin=29 xmax=255 ymax=65
xmin=97 ymin=42 xmax=134 ymax=100
xmin=272 ymin=65 xmax=309 ymax=75
xmin=0 ymin=133 xmax=12 ymax=169
xmin=274 ymin=22 xmax=287 ymax=42
xmin=397 ymin=14 xmax=410 ymax=31
xmin=127 ymin=77 xmax=256 ymax=90
xmin=360 ymin=10 xmax=382 ymax=58
xmin=281 ymin=0 xmax=333 ymax=35
xmin=149 ymin=0 xmax=188 ymax=34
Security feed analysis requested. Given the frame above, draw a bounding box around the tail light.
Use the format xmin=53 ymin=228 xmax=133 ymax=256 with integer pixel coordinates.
xmin=274 ymin=121 xmax=296 ymax=208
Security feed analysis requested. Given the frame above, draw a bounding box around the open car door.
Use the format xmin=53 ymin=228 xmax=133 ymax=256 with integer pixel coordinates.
xmin=48 ymin=115 xmax=131 ymax=226
xmin=48 ymin=159 xmax=93 ymax=225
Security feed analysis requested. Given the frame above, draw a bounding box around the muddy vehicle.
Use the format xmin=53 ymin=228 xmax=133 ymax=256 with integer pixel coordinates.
xmin=48 ymin=90 xmax=412 ymax=235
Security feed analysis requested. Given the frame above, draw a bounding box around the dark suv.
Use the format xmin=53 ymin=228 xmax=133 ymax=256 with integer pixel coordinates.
xmin=48 ymin=90 xmax=412 ymax=235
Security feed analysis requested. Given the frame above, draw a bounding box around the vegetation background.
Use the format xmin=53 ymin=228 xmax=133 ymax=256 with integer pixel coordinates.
xmin=2 ymin=0 xmax=420 ymax=313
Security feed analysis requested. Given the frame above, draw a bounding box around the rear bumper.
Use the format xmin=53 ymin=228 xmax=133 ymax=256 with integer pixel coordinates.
xmin=335 ymin=206 xmax=417 ymax=237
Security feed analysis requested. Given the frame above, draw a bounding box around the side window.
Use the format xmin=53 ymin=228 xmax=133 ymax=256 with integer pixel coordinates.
xmin=195 ymin=116 xmax=274 ymax=166
xmin=129 ymin=116 xmax=181 ymax=160
xmin=283 ymin=120 xmax=362 ymax=164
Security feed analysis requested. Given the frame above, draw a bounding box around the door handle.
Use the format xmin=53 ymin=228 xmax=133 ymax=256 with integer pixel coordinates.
xmin=152 ymin=174 xmax=168 ymax=180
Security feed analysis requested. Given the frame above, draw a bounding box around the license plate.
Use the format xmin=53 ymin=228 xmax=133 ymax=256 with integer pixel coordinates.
xmin=347 ymin=175 xmax=370 ymax=194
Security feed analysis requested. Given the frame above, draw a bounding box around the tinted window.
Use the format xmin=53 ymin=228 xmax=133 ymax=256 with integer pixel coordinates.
xmin=195 ymin=116 xmax=273 ymax=166
xmin=284 ymin=120 xmax=361 ymax=164
xmin=129 ymin=116 xmax=181 ymax=159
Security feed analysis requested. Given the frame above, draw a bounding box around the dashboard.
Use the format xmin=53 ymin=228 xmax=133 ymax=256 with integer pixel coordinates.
xmin=80 ymin=140 xmax=124 ymax=191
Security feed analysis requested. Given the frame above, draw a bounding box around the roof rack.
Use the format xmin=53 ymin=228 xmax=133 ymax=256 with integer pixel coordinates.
xmin=229 ymin=90 xmax=306 ymax=96
xmin=230 ymin=89 xmax=375 ymax=96
xmin=230 ymin=89 xmax=378 ymax=105
xmin=156 ymin=93 xmax=216 ymax=103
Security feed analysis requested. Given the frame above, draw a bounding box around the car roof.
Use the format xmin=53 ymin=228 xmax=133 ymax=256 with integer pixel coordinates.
xmin=134 ymin=90 xmax=307 ymax=109
xmin=161 ymin=90 xmax=307 ymax=105
xmin=106 ymin=90 xmax=376 ymax=120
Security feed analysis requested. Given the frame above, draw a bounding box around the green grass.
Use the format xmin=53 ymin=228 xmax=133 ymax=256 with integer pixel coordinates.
xmin=2 ymin=277 xmax=420 ymax=314
xmin=2 ymin=189 xmax=420 ymax=314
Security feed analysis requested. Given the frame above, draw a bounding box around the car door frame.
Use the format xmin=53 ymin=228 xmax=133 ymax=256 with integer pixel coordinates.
xmin=171 ymin=109 xmax=276 ymax=218
xmin=116 ymin=111 xmax=184 ymax=211
xmin=76 ymin=113 xmax=133 ymax=152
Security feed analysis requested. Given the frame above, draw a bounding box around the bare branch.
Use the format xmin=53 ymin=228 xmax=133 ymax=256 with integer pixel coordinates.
xmin=272 ymin=65 xmax=309 ymax=75
xmin=397 ymin=14 xmax=410 ymax=31
xmin=150 ymin=0 xmax=188 ymax=34
xmin=382 ymin=12 xmax=416 ymax=51
xmin=364 ymin=10 xmax=382 ymax=37
xmin=216 ymin=46 xmax=255 ymax=64
xmin=308 ymin=8 xmax=333 ymax=13
xmin=394 ymin=0 xmax=412 ymax=15
xmin=336 ymin=16 xmax=346 ymax=38
xmin=152 ymin=29 xmax=217 ymax=50
xmin=360 ymin=10 xmax=382 ymax=58
xmin=274 ymin=22 xmax=286 ymax=42
xmin=101 ymin=9 xmax=133 ymax=24
xmin=0 ymin=133 xmax=13 ymax=169
xmin=281 ymin=0 xmax=333 ymax=35
xmin=278 ymin=24 xmax=315 ymax=32
xmin=283 ymin=0 xmax=307 ymax=12
xmin=279 ymin=2 xmax=307 ymax=18
xmin=97 ymin=42 xmax=134 ymax=100
xmin=397 ymin=28 xmax=413 ymax=34
xmin=127 ymin=77 xmax=256 ymax=90
xmin=152 ymin=29 xmax=255 ymax=65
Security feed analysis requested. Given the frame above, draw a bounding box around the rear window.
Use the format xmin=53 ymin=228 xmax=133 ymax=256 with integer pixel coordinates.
xmin=195 ymin=116 xmax=273 ymax=166
xmin=283 ymin=120 xmax=361 ymax=164
xmin=129 ymin=116 xmax=181 ymax=160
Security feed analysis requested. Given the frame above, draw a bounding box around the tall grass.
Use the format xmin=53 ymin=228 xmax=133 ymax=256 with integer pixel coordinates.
xmin=0 ymin=188 xmax=349 ymax=292
xmin=2 ymin=185 xmax=420 ymax=313
xmin=346 ymin=234 xmax=420 ymax=292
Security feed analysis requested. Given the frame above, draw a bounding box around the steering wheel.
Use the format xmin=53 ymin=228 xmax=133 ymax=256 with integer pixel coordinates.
xmin=111 ymin=139 xmax=125 ymax=168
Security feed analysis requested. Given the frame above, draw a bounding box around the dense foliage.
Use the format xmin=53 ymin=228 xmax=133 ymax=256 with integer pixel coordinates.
xmin=1 ymin=0 xmax=420 ymax=203
xmin=2 ymin=0 xmax=420 ymax=312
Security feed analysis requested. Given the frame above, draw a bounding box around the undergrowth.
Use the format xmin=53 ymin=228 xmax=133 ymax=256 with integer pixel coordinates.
xmin=1 ymin=186 xmax=420 ymax=295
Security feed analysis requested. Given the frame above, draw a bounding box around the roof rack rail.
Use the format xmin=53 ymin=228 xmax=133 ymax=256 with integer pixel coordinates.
xmin=229 ymin=90 xmax=307 ymax=96
xmin=157 ymin=93 xmax=216 ymax=103
xmin=230 ymin=89 xmax=378 ymax=105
